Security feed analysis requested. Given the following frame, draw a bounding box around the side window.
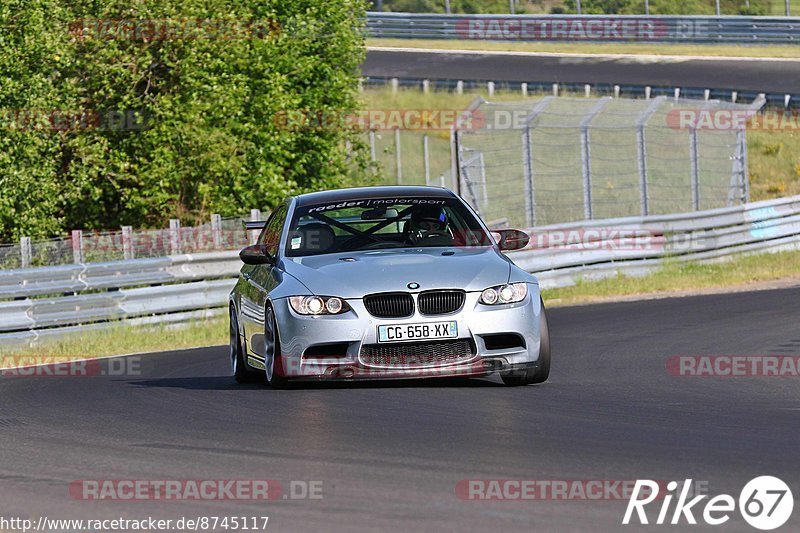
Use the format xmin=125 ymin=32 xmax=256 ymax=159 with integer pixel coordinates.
xmin=257 ymin=204 xmax=288 ymax=257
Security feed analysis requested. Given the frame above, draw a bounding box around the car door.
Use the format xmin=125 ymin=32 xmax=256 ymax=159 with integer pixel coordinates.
xmin=241 ymin=203 xmax=288 ymax=358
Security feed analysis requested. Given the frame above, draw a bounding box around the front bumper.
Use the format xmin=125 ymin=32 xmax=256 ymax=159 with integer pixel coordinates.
xmin=271 ymin=286 xmax=542 ymax=380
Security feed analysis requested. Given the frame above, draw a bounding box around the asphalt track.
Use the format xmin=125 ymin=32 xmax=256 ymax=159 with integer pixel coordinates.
xmin=363 ymin=49 xmax=800 ymax=94
xmin=2 ymin=287 xmax=800 ymax=532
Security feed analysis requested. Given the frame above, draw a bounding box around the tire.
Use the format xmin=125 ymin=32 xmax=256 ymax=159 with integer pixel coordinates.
xmin=502 ymin=298 xmax=551 ymax=386
xmin=230 ymin=307 xmax=260 ymax=384
xmin=264 ymin=305 xmax=290 ymax=389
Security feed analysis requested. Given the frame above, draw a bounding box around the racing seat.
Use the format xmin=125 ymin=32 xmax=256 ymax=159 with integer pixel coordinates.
xmin=294 ymin=223 xmax=336 ymax=254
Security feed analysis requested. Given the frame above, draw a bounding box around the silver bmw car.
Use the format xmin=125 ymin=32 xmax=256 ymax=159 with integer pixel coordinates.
xmin=228 ymin=186 xmax=550 ymax=387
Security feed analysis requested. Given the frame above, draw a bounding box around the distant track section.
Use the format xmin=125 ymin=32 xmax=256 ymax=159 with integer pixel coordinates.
xmin=362 ymin=48 xmax=800 ymax=97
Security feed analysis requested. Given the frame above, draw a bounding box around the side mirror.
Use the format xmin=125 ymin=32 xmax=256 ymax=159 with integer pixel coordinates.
xmin=239 ymin=244 xmax=274 ymax=265
xmin=496 ymin=229 xmax=530 ymax=251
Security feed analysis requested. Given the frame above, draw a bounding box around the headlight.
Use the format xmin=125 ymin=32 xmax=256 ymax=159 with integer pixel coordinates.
xmin=479 ymin=283 xmax=528 ymax=305
xmin=289 ymin=296 xmax=350 ymax=315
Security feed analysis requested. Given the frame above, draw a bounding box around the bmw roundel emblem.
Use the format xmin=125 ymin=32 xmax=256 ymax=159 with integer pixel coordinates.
xmin=407 ymin=282 xmax=420 ymax=290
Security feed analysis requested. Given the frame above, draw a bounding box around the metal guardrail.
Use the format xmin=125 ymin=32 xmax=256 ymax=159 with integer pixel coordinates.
xmin=366 ymin=13 xmax=800 ymax=44
xmin=362 ymin=76 xmax=798 ymax=110
xmin=1 ymin=194 xmax=799 ymax=346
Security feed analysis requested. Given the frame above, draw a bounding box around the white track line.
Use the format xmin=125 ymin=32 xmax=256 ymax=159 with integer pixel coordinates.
xmin=367 ymin=45 xmax=800 ymax=63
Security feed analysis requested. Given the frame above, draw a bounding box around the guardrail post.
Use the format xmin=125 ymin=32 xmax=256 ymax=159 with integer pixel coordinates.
xmin=122 ymin=226 xmax=133 ymax=260
xmin=394 ymin=127 xmax=402 ymax=184
xmin=249 ymin=209 xmax=261 ymax=244
xmin=579 ymin=98 xmax=612 ymax=220
xmin=169 ymin=219 xmax=181 ymax=254
xmin=211 ymin=214 xmax=222 ymax=250
xmin=20 ymin=237 xmax=31 ymax=269
xmin=71 ymin=230 xmax=84 ymax=264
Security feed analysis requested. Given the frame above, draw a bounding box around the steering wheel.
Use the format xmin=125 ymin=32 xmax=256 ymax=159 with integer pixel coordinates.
xmin=341 ymin=233 xmax=382 ymax=250
xmin=410 ymin=229 xmax=452 ymax=245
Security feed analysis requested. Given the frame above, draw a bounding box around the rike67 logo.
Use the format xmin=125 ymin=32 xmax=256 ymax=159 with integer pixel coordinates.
xmin=623 ymin=476 xmax=793 ymax=530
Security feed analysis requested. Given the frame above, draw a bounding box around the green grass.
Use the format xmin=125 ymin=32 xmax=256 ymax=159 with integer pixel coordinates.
xmin=368 ymin=38 xmax=800 ymax=59
xmin=0 ymin=318 xmax=227 ymax=362
xmin=542 ymin=249 xmax=800 ymax=307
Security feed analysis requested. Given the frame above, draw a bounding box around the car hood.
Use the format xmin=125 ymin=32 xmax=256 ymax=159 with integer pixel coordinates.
xmin=281 ymin=247 xmax=511 ymax=298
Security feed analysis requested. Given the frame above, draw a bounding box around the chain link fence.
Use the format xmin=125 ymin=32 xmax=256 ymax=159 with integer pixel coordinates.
xmin=367 ymin=94 xmax=764 ymax=229
xmin=455 ymin=95 xmax=764 ymax=228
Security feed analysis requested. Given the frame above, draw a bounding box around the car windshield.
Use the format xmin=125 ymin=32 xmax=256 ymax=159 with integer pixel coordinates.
xmin=286 ymin=196 xmax=493 ymax=257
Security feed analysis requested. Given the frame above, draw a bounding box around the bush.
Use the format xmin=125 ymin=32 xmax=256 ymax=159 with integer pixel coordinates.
xmin=0 ymin=0 xmax=369 ymax=240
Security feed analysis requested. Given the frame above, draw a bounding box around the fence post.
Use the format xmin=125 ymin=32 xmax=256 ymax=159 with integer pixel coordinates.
xmin=211 ymin=214 xmax=222 ymax=250
xmin=741 ymin=129 xmax=750 ymax=203
xmin=369 ymin=130 xmax=376 ymax=162
xmin=250 ymin=209 xmax=262 ymax=244
xmin=522 ymin=125 xmax=534 ymax=227
xmin=520 ymin=96 xmax=555 ymax=227
xmin=394 ymin=127 xmax=402 ymax=184
xmin=579 ymin=98 xmax=612 ymax=220
xmin=20 ymin=237 xmax=31 ymax=269
xmin=450 ymin=126 xmax=459 ymax=193
xmin=122 ymin=226 xmax=133 ymax=260
xmin=689 ymin=125 xmax=700 ymax=211
xmin=635 ymin=96 xmax=666 ymax=217
xmin=423 ymin=134 xmax=431 ymax=186
xmin=169 ymin=219 xmax=181 ymax=254
xmin=71 ymin=230 xmax=84 ymax=264
xmin=728 ymin=129 xmax=747 ymax=207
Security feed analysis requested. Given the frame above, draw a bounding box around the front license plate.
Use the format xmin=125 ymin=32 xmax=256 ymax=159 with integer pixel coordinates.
xmin=378 ymin=321 xmax=458 ymax=343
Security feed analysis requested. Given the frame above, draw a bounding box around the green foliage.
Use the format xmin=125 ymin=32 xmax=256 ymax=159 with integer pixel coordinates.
xmin=0 ymin=0 xmax=368 ymax=240
xmin=371 ymin=0 xmax=775 ymax=15
xmin=561 ymin=0 xmax=772 ymax=15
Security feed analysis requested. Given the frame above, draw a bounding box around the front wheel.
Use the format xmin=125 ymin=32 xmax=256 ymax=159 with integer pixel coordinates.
xmin=502 ymin=298 xmax=551 ymax=386
xmin=264 ymin=306 xmax=289 ymax=389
